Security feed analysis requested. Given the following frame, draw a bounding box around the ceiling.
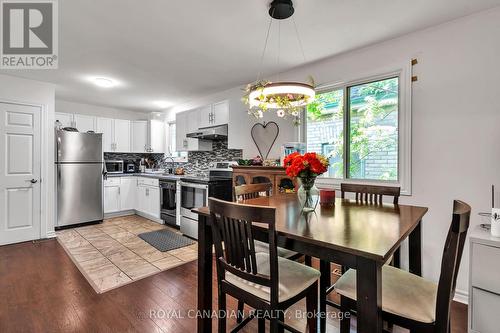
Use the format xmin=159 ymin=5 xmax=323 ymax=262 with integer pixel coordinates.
xmin=1 ymin=0 xmax=499 ymax=112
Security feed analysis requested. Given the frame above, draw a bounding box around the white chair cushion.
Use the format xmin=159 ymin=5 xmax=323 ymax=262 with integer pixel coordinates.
xmin=334 ymin=265 xmax=438 ymax=323
xmin=254 ymin=240 xmax=299 ymax=259
xmin=225 ymin=252 xmax=320 ymax=303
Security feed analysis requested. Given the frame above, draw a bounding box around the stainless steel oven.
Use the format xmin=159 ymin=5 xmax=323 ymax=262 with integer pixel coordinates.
xmin=160 ymin=179 xmax=177 ymax=227
xmin=179 ymin=181 xmax=209 ymax=239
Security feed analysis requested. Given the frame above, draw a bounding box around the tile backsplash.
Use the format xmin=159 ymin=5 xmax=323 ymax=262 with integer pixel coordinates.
xmin=104 ymin=140 xmax=242 ymax=175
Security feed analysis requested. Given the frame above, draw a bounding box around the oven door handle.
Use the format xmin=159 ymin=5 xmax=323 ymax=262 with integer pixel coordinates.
xmin=179 ymin=181 xmax=209 ymax=190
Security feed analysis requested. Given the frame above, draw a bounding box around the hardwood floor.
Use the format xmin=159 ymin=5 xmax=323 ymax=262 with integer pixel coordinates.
xmin=0 ymin=239 xmax=467 ymax=332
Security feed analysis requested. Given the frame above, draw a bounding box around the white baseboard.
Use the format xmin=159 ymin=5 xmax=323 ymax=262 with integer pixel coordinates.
xmin=454 ymin=288 xmax=469 ymax=304
xmin=104 ymin=210 xmax=135 ymax=219
xmin=135 ymin=211 xmax=163 ymax=224
xmin=46 ymin=230 xmax=56 ymax=239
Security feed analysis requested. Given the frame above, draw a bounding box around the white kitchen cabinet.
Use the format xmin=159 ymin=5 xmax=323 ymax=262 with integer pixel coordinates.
xmin=97 ymin=118 xmax=131 ymax=152
xmin=149 ymin=119 xmax=166 ymax=153
xmin=119 ymin=177 xmax=136 ymax=211
xmin=198 ymin=101 xmax=229 ymax=128
xmin=146 ymin=186 xmax=160 ymax=218
xmin=114 ymin=119 xmax=131 ymax=152
xmin=131 ymin=120 xmax=148 ymax=152
xmin=175 ymin=111 xmax=189 ymax=151
xmin=212 ymin=100 xmax=229 ymax=126
xmin=55 ymin=112 xmax=74 ymax=128
xmin=176 ymin=110 xmax=212 ymax=152
xmin=136 ymin=184 xmax=160 ymax=219
xmin=96 ymin=117 xmax=114 ymax=151
xmin=469 ymin=226 xmax=500 ymax=333
xmin=198 ymin=105 xmax=213 ymax=128
xmin=104 ymin=185 xmax=120 ymax=213
xmin=73 ymin=114 xmax=96 ymax=132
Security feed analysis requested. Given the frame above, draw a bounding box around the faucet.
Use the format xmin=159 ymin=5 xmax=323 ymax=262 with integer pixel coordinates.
xmin=165 ymin=156 xmax=175 ymax=174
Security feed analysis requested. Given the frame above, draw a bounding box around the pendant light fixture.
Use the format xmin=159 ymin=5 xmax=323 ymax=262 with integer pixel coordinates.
xmin=244 ymin=0 xmax=315 ymax=125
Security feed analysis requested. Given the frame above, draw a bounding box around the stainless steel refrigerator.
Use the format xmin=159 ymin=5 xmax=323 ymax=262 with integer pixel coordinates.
xmin=56 ymin=129 xmax=104 ymax=227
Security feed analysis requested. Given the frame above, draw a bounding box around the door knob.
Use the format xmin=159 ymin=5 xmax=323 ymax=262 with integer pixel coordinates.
xmin=30 ymin=179 xmax=38 ymax=184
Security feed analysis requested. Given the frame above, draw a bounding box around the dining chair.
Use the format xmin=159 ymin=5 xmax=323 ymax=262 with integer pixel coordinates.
xmin=209 ymin=197 xmax=320 ymax=333
xmin=340 ymin=183 xmax=402 ymax=267
xmin=340 ymin=183 xmax=401 ymax=204
xmin=233 ymin=184 xmax=312 ymax=327
xmin=233 ymin=183 xmax=306 ymax=261
xmin=335 ymin=200 xmax=471 ymax=333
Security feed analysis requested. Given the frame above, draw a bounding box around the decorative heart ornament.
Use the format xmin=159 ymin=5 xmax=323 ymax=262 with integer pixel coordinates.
xmin=251 ymin=121 xmax=280 ymax=160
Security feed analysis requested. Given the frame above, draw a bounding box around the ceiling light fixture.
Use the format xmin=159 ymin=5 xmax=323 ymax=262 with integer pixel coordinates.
xmin=243 ymin=0 xmax=315 ymax=125
xmin=153 ymin=100 xmax=173 ymax=109
xmin=92 ymin=77 xmax=117 ymax=88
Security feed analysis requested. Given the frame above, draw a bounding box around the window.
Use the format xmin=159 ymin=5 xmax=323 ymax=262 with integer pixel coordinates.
xmin=304 ymin=69 xmax=411 ymax=194
xmin=167 ymin=122 xmax=187 ymax=160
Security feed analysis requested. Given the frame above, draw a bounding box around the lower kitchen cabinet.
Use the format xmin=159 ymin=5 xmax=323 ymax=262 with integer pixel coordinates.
xmin=119 ymin=177 xmax=136 ymax=211
xmin=104 ymin=176 xmax=162 ymax=220
xmin=104 ymin=185 xmax=120 ymax=213
xmin=136 ymin=184 xmax=160 ymax=219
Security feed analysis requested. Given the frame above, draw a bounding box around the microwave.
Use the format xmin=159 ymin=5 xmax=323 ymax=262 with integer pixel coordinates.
xmin=105 ymin=160 xmax=124 ymax=174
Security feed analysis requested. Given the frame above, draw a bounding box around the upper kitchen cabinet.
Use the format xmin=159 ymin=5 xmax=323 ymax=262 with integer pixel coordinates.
xmin=131 ymin=119 xmax=166 ymax=153
xmin=212 ymin=100 xmax=229 ymax=127
xmin=73 ymin=114 xmax=96 ymax=132
xmin=149 ymin=119 xmax=166 ymax=153
xmin=175 ymin=110 xmax=212 ymax=152
xmin=113 ymin=119 xmax=131 ymax=152
xmin=96 ymin=117 xmax=131 ymax=152
xmin=198 ymin=105 xmax=212 ymax=128
xmin=96 ymin=117 xmax=114 ymax=151
xmin=131 ymin=120 xmax=148 ymax=152
xmin=198 ymin=100 xmax=229 ymax=128
xmin=55 ymin=112 xmax=74 ymax=128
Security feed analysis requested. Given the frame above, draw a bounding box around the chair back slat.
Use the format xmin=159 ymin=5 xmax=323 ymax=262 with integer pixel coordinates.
xmin=435 ymin=200 xmax=471 ymax=333
xmin=209 ymin=198 xmax=279 ymax=300
xmin=340 ymin=183 xmax=400 ymax=204
xmin=234 ymin=183 xmax=272 ymax=202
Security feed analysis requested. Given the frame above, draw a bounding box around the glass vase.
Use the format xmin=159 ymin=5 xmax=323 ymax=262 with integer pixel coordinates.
xmin=297 ymin=176 xmax=319 ymax=214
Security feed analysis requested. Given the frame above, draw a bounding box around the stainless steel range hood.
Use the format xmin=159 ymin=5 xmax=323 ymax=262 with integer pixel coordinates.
xmin=187 ymin=124 xmax=227 ymax=140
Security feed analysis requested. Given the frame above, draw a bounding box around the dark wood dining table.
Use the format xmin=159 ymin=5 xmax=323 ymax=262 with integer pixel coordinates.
xmin=193 ymin=195 xmax=428 ymax=333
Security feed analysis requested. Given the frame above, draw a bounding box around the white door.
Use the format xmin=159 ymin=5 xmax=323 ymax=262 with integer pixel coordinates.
xmin=114 ymin=119 xmax=131 ymax=152
xmin=120 ymin=177 xmax=135 ymax=211
xmin=96 ymin=117 xmax=113 ymax=151
xmin=55 ymin=112 xmax=74 ymax=128
xmin=104 ymin=186 xmax=120 ymax=213
xmin=0 ymin=103 xmax=41 ymax=245
xmin=74 ymin=114 xmax=96 ymax=132
xmin=131 ymin=121 xmax=148 ymax=153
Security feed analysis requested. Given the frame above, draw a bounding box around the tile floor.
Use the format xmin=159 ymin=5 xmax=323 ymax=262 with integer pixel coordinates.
xmin=56 ymin=215 xmax=197 ymax=293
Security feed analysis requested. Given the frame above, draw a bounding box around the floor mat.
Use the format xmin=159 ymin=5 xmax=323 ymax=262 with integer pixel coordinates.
xmin=139 ymin=229 xmax=195 ymax=252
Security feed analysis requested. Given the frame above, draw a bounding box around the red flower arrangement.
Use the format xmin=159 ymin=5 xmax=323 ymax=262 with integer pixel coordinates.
xmin=283 ymin=152 xmax=329 ymax=178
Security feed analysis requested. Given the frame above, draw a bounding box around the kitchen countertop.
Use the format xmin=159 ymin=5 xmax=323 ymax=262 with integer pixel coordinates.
xmin=106 ymin=173 xmax=185 ymax=181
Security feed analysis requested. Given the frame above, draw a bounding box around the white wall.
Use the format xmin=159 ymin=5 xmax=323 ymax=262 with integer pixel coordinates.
xmin=168 ymin=7 xmax=500 ymax=301
xmin=168 ymin=88 xmax=299 ymax=159
xmin=56 ymin=99 xmax=150 ymax=120
xmin=0 ymin=74 xmax=56 ymax=239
